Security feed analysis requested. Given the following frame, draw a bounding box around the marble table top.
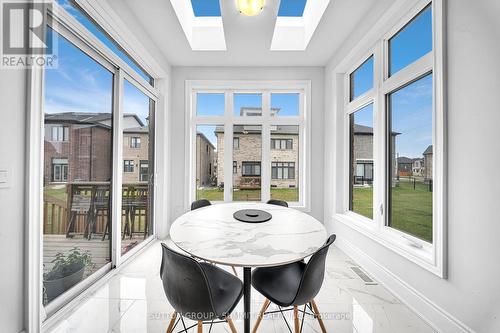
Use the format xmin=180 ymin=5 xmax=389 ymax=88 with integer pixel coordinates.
xmin=170 ymin=202 xmax=327 ymax=267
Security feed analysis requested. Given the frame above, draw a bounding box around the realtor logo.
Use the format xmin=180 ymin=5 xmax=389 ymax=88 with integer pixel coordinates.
xmin=1 ymin=0 xmax=57 ymax=69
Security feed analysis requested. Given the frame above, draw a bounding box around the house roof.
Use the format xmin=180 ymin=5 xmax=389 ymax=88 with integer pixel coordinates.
xmin=353 ymin=124 xmax=400 ymax=136
xmin=124 ymin=126 xmax=149 ymax=134
xmin=397 ymin=156 xmax=416 ymax=164
xmin=44 ymin=112 xmax=145 ymax=127
xmin=423 ymin=145 xmax=433 ymax=155
xmin=239 ymin=107 xmax=281 ymax=116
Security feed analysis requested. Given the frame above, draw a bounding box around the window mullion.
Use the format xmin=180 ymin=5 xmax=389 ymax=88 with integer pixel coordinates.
xmin=374 ymin=41 xmax=385 ymax=231
xmin=262 ymin=92 xmax=271 ymax=203
xmin=224 ymin=92 xmax=233 ymax=202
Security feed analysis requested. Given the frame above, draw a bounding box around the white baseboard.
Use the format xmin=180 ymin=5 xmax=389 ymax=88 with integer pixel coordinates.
xmin=335 ymin=238 xmax=474 ymax=333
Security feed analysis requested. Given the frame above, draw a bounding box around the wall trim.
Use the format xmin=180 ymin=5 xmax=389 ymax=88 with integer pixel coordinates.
xmin=335 ymin=237 xmax=474 ymax=333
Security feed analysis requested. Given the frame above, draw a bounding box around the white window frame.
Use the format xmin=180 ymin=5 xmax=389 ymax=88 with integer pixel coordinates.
xmin=331 ymin=0 xmax=446 ymax=277
xmin=26 ymin=1 xmax=167 ymax=329
xmin=185 ymin=80 xmax=311 ymax=211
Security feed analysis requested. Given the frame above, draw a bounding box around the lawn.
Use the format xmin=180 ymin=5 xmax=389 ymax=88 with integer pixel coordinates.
xmin=352 ymin=179 xmax=432 ymax=242
xmin=196 ymin=188 xmax=299 ymax=202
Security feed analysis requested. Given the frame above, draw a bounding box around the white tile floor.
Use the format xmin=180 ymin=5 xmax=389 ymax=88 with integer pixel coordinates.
xmin=46 ymin=241 xmax=436 ymax=333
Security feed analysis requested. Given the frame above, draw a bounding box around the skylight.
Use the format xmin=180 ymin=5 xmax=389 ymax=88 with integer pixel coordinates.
xmin=191 ymin=0 xmax=221 ymax=17
xmin=278 ymin=0 xmax=307 ymax=17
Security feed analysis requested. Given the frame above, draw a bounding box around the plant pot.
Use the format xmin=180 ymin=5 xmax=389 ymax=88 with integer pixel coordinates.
xmin=43 ymin=266 xmax=85 ymax=303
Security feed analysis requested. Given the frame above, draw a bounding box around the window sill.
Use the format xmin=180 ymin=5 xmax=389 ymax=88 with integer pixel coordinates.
xmin=334 ymin=213 xmax=442 ymax=277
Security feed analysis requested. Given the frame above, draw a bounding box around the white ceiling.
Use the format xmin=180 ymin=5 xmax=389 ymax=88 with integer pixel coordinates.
xmin=109 ymin=0 xmax=395 ymax=67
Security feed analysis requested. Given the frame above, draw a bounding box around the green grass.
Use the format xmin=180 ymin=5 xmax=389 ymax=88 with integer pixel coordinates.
xmin=44 ymin=185 xmax=68 ymax=202
xmin=352 ymin=179 xmax=432 ymax=242
xmin=196 ymin=188 xmax=299 ymax=202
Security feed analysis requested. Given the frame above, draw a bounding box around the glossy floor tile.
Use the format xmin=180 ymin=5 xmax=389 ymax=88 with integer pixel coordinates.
xmin=46 ymin=241 xmax=435 ymax=333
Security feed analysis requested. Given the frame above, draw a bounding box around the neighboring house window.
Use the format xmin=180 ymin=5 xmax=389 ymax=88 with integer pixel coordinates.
xmin=242 ymin=162 xmax=261 ymax=176
xmin=139 ymin=160 xmax=148 ymax=181
xmin=123 ymin=160 xmax=134 ymax=172
xmin=271 ymin=138 xmax=292 ymax=150
xmin=208 ymin=163 xmax=212 ymax=175
xmin=52 ymin=158 xmax=68 ymax=182
xmin=272 ymin=162 xmax=295 ymax=179
xmin=51 ymin=125 xmax=69 ymax=141
xmin=233 ymin=161 xmax=237 ymax=174
xmin=130 ymin=137 xmax=141 ymax=148
xmin=233 ymin=137 xmax=239 ymax=149
xmin=206 ymin=144 xmax=209 ymax=153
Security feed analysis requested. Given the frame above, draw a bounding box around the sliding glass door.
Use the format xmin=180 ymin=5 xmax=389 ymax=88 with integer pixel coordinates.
xmin=41 ymin=1 xmax=159 ymax=316
xmin=43 ymin=28 xmax=114 ymax=306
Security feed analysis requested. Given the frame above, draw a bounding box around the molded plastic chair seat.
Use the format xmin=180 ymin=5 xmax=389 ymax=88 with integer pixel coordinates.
xmin=252 ymin=261 xmax=306 ymax=307
xmin=160 ymin=243 xmax=242 ymax=332
xmin=266 ymin=199 xmax=289 ymax=207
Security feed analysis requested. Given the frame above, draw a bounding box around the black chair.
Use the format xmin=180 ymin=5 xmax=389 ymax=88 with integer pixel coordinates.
xmin=251 ymin=235 xmax=336 ymax=333
xmin=266 ymin=199 xmax=289 ymax=207
xmin=191 ymin=199 xmax=211 ymax=211
xmin=160 ymin=243 xmax=242 ymax=333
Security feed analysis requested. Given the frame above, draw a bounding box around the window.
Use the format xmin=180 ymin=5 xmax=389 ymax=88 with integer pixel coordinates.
xmin=139 ymin=161 xmax=149 ymax=182
xmin=271 ymin=138 xmax=293 ymax=150
xmin=350 ymin=56 xmax=374 ymax=101
xmin=349 ymin=103 xmax=374 ymax=219
xmin=130 ymin=136 xmax=141 ymax=148
xmin=242 ymin=162 xmax=261 ymax=176
xmin=190 ymin=83 xmax=308 ymax=206
xmin=272 ymin=162 xmax=295 ymax=179
xmin=234 ymin=93 xmax=262 ymax=117
xmin=123 ymin=160 xmax=134 ymax=172
xmin=388 ymin=74 xmax=433 ymax=242
xmin=337 ymin=1 xmax=444 ymax=275
xmin=51 ymin=125 xmax=69 ymax=141
xmin=389 ymin=5 xmax=432 ymax=76
xmin=52 ymin=158 xmax=68 ymax=182
xmin=234 ymin=125 xmax=262 ymax=201
xmin=196 ymin=125 xmax=223 ymax=201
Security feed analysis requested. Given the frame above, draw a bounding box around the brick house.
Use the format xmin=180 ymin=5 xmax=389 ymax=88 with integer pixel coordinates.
xmin=195 ymin=132 xmax=216 ymax=187
xmin=122 ymin=126 xmax=150 ymax=184
xmin=44 ymin=112 xmax=145 ymax=185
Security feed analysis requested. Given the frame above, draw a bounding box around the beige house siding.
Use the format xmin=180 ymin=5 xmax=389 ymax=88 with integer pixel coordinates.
xmin=122 ymin=132 xmax=149 ymax=183
xmin=215 ymin=132 xmax=299 ymax=189
xmin=196 ymin=133 xmax=215 ymax=187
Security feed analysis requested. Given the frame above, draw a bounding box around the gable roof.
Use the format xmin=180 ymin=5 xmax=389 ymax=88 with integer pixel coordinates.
xmin=423 ymin=145 xmax=433 ymax=155
xmin=45 ymin=112 xmax=145 ymax=127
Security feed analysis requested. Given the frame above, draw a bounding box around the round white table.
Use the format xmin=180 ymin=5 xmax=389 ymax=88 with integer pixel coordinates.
xmin=170 ymin=202 xmax=327 ymax=333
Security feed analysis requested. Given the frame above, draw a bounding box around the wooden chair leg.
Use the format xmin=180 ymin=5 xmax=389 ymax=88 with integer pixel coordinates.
xmin=293 ymin=306 xmax=300 ymax=333
xmin=310 ymin=299 xmax=327 ymax=333
xmin=226 ymin=317 xmax=237 ymax=333
xmin=197 ymin=320 xmax=203 ymax=333
xmin=231 ymin=265 xmax=238 ymax=277
xmin=253 ymin=299 xmax=270 ymax=333
xmin=166 ymin=311 xmax=177 ymax=333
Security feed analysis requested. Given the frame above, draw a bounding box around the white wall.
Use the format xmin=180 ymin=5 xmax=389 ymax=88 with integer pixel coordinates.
xmin=167 ymin=67 xmax=325 ymax=234
xmin=324 ymin=0 xmax=500 ymax=332
xmin=0 ymin=70 xmax=27 ymax=332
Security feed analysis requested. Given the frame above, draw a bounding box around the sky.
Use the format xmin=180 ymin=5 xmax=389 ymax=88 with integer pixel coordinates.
xmin=47 ymin=0 xmax=151 ymax=125
xmin=190 ymin=0 xmax=307 ymax=17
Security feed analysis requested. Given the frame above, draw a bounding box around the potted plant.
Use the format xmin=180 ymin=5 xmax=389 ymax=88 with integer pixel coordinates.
xmin=43 ymin=247 xmax=94 ymax=303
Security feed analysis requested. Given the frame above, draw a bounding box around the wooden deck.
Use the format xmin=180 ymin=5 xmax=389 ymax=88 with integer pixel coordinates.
xmin=43 ymin=235 xmax=146 ymax=276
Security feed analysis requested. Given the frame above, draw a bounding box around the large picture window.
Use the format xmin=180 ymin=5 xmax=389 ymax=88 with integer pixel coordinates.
xmin=338 ymin=0 xmax=444 ymax=276
xmin=189 ymin=83 xmax=309 ymax=207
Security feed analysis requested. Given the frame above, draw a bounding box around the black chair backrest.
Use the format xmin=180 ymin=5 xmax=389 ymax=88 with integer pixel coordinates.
xmin=191 ymin=199 xmax=211 ymax=211
xmin=266 ymin=199 xmax=288 ymax=207
xmin=293 ymin=234 xmax=336 ymax=305
xmin=160 ymin=243 xmax=215 ymax=320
